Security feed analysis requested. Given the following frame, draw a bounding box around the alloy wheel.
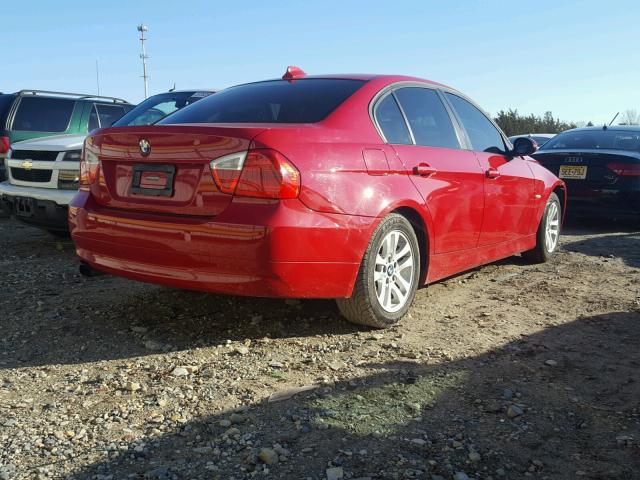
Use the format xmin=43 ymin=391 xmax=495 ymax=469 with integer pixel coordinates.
xmin=545 ymin=201 xmax=560 ymax=252
xmin=374 ymin=230 xmax=415 ymax=313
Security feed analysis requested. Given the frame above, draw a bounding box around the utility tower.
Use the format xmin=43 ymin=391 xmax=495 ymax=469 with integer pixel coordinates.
xmin=137 ymin=23 xmax=149 ymax=99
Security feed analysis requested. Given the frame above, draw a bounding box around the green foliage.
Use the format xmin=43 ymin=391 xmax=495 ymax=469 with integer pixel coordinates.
xmin=494 ymin=109 xmax=578 ymax=137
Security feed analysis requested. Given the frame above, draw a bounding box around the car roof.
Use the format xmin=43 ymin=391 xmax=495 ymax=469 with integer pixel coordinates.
xmin=157 ymin=89 xmax=216 ymax=94
xmin=564 ymin=125 xmax=640 ymax=133
xmin=230 ymin=74 xmax=452 ymax=90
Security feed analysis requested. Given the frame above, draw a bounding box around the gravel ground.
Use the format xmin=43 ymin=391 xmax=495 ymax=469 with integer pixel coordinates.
xmin=0 ymin=216 xmax=639 ymax=480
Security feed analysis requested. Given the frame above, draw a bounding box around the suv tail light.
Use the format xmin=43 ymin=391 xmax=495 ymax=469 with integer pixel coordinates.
xmin=79 ymin=148 xmax=100 ymax=190
xmin=0 ymin=136 xmax=9 ymax=154
xmin=210 ymin=149 xmax=300 ymax=199
xmin=607 ymin=163 xmax=640 ymax=176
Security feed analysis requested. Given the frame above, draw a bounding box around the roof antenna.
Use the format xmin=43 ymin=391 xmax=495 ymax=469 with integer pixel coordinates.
xmin=169 ymin=82 xmax=176 ymax=92
xmin=608 ymin=112 xmax=619 ymax=127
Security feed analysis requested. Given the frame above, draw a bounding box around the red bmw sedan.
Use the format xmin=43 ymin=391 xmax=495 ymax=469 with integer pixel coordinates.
xmin=69 ymin=67 xmax=565 ymax=328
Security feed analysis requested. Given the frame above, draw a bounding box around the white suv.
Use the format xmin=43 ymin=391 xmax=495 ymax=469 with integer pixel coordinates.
xmin=0 ymin=90 xmax=213 ymax=234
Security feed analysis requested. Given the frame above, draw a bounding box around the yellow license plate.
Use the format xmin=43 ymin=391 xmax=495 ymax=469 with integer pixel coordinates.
xmin=559 ymin=165 xmax=587 ymax=179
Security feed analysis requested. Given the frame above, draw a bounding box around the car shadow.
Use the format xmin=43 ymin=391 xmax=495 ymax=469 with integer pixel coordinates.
xmin=562 ymin=232 xmax=640 ymax=268
xmin=47 ymin=311 xmax=640 ymax=480
xmin=563 ymin=216 xmax=639 ymax=236
xmin=0 ymin=281 xmax=363 ymax=370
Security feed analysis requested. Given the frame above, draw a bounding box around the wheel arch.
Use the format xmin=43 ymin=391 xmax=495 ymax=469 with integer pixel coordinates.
xmin=390 ymin=205 xmax=430 ymax=285
xmin=552 ymin=182 xmax=567 ymax=224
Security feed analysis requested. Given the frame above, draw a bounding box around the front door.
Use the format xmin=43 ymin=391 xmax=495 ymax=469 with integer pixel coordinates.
xmin=444 ymin=93 xmax=535 ymax=246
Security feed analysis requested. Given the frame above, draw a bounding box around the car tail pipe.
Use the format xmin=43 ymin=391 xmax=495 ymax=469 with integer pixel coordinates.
xmin=79 ymin=262 xmax=106 ymax=277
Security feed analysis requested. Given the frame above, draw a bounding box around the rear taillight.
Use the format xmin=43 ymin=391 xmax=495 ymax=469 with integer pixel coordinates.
xmin=0 ymin=136 xmax=9 ymax=154
xmin=79 ymin=148 xmax=100 ymax=190
xmin=607 ymin=163 xmax=640 ymax=176
xmin=210 ymin=149 xmax=300 ymax=199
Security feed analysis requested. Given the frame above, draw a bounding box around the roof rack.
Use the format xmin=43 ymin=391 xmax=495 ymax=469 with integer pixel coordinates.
xmin=17 ymin=90 xmax=129 ymax=104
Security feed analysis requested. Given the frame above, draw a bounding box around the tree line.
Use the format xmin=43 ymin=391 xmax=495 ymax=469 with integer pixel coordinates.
xmin=494 ymin=109 xmax=577 ymax=137
xmin=494 ymin=109 xmax=639 ymax=137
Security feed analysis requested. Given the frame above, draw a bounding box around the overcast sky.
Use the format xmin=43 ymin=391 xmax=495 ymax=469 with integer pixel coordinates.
xmin=4 ymin=0 xmax=639 ymax=125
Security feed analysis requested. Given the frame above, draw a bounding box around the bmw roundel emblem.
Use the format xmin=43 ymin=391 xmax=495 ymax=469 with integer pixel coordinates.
xmin=139 ymin=139 xmax=151 ymax=156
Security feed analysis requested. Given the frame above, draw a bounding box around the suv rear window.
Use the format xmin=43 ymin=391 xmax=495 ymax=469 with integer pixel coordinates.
xmin=159 ymin=79 xmax=365 ymax=124
xmin=542 ymin=130 xmax=640 ymax=152
xmin=12 ymin=97 xmax=75 ymax=132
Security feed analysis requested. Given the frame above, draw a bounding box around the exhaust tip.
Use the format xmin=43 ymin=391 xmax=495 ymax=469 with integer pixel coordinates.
xmin=79 ymin=262 xmax=105 ymax=277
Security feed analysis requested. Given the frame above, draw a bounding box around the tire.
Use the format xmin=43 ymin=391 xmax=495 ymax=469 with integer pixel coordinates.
xmin=522 ymin=192 xmax=561 ymax=264
xmin=336 ymin=213 xmax=420 ymax=328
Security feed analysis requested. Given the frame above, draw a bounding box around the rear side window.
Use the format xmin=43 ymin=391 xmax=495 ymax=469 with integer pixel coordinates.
xmin=159 ymin=79 xmax=365 ymax=124
xmin=446 ymin=93 xmax=506 ymax=152
xmin=11 ymin=97 xmax=75 ymax=132
xmin=394 ymin=88 xmax=459 ymax=149
xmin=375 ymin=94 xmax=412 ymax=145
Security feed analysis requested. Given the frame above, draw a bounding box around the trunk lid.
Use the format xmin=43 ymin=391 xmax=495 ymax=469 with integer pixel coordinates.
xmin=533 ymin=149 xmax=640 ymax=188
xmin=87 ymin=125 xmax=267 ymax=216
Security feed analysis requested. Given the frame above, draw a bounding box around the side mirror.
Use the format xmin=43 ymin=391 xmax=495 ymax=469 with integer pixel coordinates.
xmin=511 ymin=137 xmax=537 ymax=157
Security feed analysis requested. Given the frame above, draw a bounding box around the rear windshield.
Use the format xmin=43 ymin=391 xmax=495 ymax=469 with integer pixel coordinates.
xmin=0 ymin=94 xmax=16 ymax=130
xmin=113 ymin=91 xmax=212 ymax=127
xmin=542 ymin=130 xmax=640 ymax=152
xmin=11 ymin=97 xmax=76 ymax=132
xmin=158 ymin=79 xmax=365 ymax=124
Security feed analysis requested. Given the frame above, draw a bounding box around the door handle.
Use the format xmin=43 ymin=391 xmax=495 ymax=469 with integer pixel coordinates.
xmin=413 ymin=163 xmax=437 ymax=177
xmin=485 ymin=167 xmax=500 ymax=179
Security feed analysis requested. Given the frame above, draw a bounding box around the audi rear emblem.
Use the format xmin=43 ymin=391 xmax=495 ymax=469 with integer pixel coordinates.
xmin=139 ymin=139 xmax=151 ymax=156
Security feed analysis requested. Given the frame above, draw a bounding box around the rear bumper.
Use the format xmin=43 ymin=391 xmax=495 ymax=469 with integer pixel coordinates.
xmin=0 ymin=182 xmax=75 ymax=230
xmin=69 ymin=192 xmax=376 ymax=298
xmin=568 ymin=187 xmax=640 ymax=217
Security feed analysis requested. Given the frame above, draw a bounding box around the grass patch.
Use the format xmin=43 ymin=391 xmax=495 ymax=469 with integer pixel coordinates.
xmin=312 ymin=369 xmax=467 ymax=436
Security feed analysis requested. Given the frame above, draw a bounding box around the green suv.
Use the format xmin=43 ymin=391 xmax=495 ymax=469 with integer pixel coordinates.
xmin=0 ymin=90 xmax=132 ymax=181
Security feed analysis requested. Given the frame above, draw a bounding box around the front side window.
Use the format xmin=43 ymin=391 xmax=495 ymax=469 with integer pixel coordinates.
xmin=446 ymin=93 xmax=506 ymax=153
xmin=375 ymin=94 xmax=412 ymax=145
xmin=88 ymin=106 xmax=99 ymax=131
xmin=159 ymin=79 xmax=365 ymax=125
xmin=394 ymin=88 xmax=459 ymax=149
xmin=12 ymin=97 xmax=75 ymax=132
xmin=95 ymin=104 xmax=127 ymax=129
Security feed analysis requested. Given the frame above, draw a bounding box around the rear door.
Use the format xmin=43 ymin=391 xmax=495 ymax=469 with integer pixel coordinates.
xmin=444 ymin=92 xmax=536 ymax=246
xmin=377 ymin=86 xmax=485 ymax=254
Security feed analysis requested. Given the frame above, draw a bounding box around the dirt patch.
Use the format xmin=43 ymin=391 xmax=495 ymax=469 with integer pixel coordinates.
xmin=0 ymin=218 xmax=639 ymax=479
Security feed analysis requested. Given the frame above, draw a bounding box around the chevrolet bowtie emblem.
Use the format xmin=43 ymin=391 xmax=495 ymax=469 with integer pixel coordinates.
xmin=21 ymin=160 xmax=33 ymax=170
